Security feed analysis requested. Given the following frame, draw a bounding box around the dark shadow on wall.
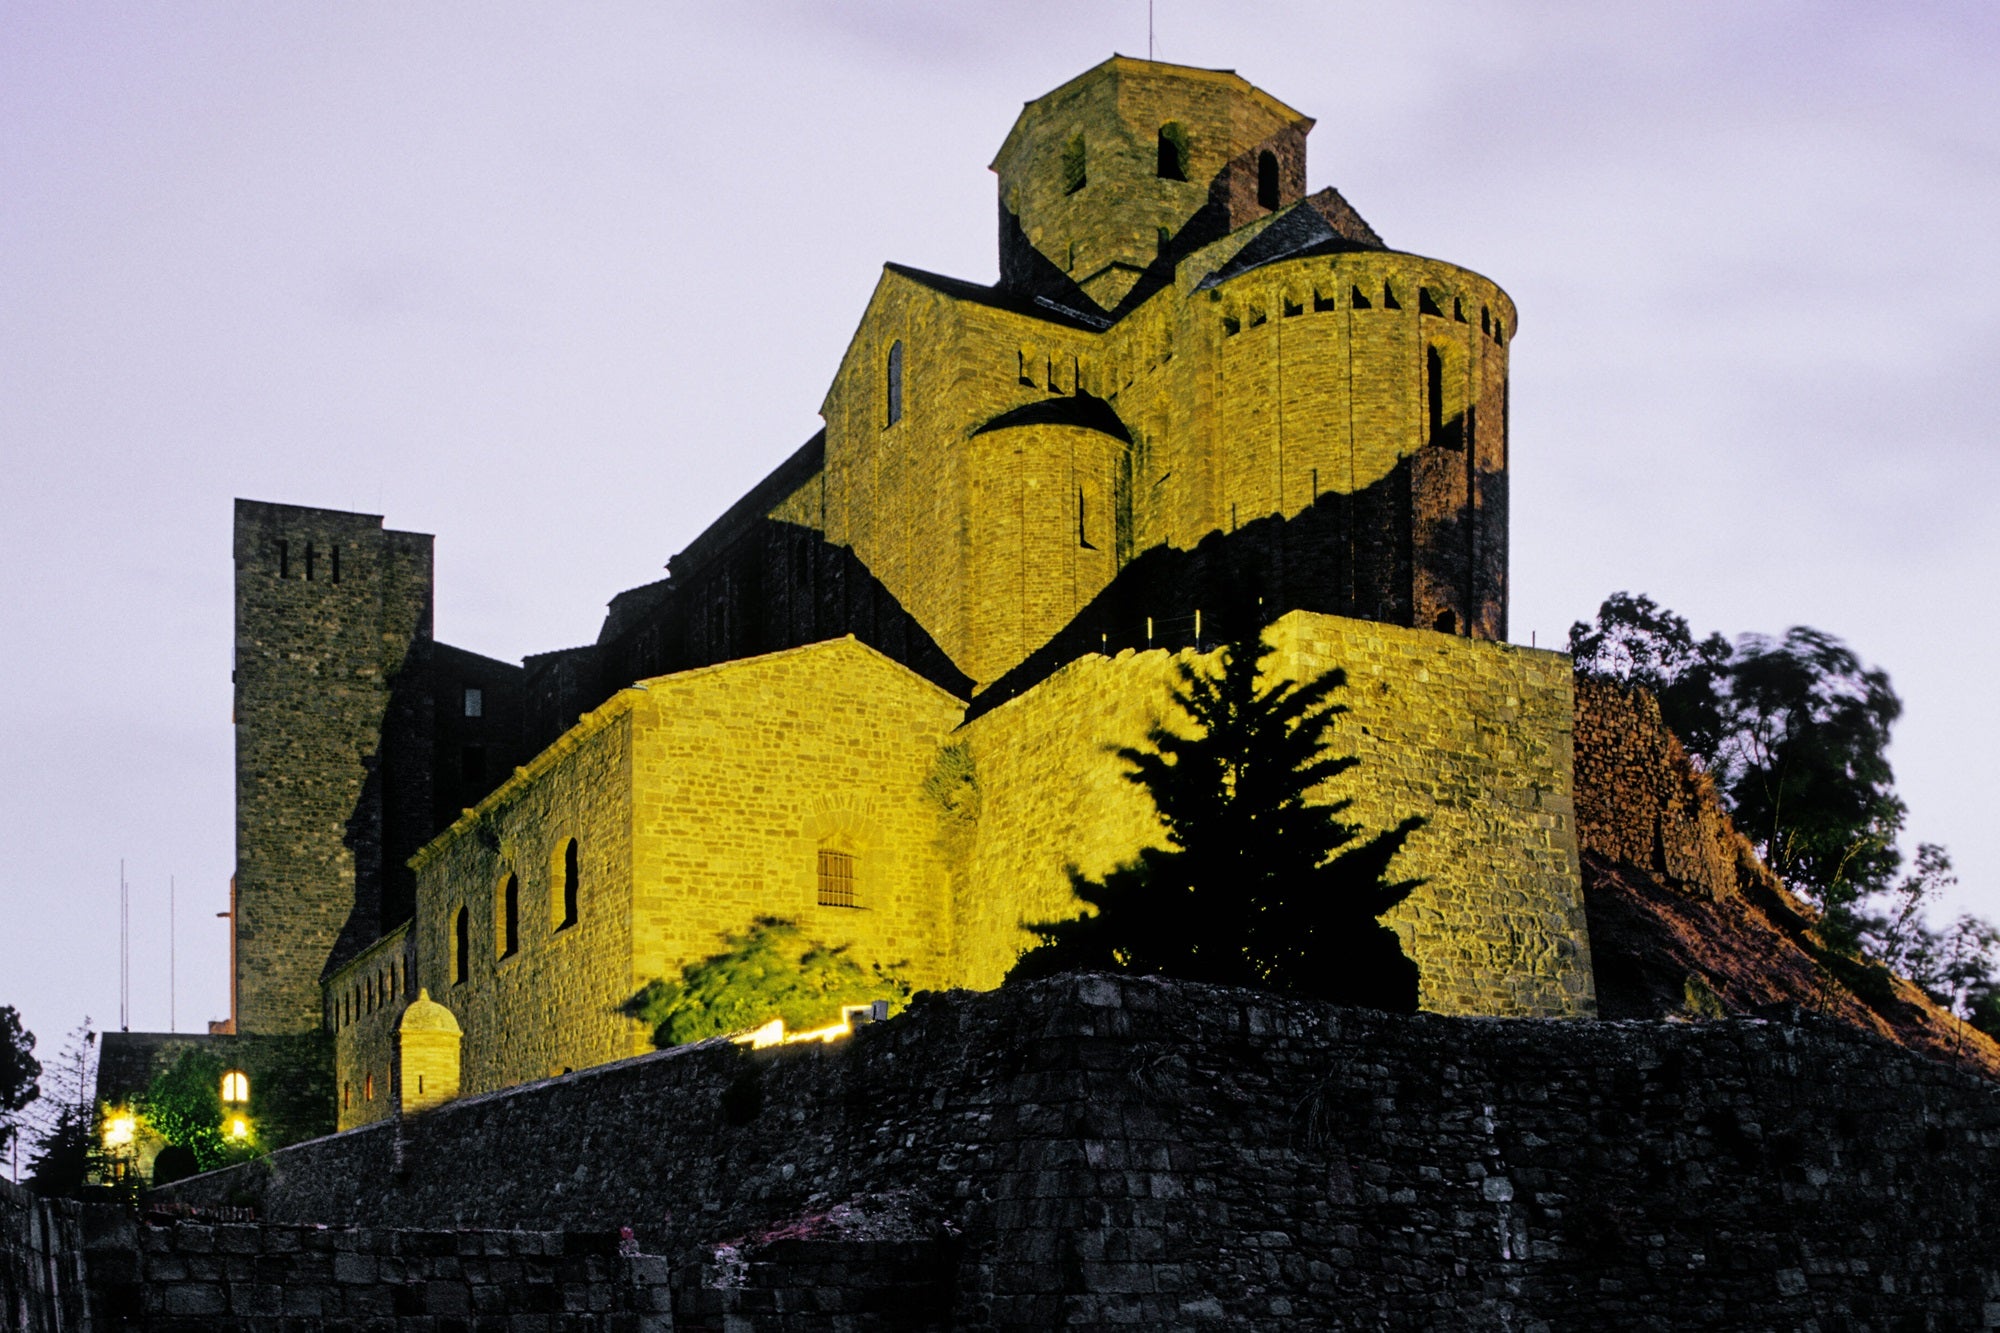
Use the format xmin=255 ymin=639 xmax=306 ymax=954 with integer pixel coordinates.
xmin=333 ymin=640 xmax=526 ymax=973
xmin=968 ymin=448 xmax=1502 ymax=722
xmin=523 ymin=524 xmax=975 ymax=754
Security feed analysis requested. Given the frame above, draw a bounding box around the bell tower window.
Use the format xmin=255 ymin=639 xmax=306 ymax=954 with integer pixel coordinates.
xmin=1157 ymin=122 xmax=1189 ymax=180
xmin=885 ymin=340 xmax=904 ymax=426
xmin=1257 ymin=150 xmax=1280 ymax=210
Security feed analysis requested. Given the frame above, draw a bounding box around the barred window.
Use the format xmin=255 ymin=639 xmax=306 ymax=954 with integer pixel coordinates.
xmin=817 ymin=849 xmax=857 ymax=908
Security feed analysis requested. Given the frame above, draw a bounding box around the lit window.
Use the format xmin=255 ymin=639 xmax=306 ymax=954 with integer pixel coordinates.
xmin=817 ymin=849 xmax=857 ymax=908
xmin=220 ymin=1070 xmax=250 ymax=1104
xmin=364 ymin=1072 xmax=374 ymax=1101
xmin=464 ymin=687 xmax=483 ymax=718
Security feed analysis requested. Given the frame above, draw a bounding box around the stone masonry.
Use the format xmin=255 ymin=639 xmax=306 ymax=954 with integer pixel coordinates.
xmin=164 ymin=973 xmax=2000 ymax=1330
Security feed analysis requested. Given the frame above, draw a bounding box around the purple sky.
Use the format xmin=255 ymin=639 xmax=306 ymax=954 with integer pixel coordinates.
xmin=4 ymin=3 xmax=1996 ymax=1078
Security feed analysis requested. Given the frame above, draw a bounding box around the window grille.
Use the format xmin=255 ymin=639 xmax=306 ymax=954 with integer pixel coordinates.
xmin=817 ymin=849 xmax=857 ymax=908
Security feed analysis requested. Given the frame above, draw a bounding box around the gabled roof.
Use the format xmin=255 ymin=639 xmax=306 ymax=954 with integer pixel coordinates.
xmin=1196 ymin=194 xmax=1381 ymax=289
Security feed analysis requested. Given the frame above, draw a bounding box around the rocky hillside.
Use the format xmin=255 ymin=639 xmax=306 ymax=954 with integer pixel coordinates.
xmin=1573 ymin=678 xmax=2000 ymax=1077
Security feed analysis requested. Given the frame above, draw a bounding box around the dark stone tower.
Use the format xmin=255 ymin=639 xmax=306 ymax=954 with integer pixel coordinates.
xmin=232 ymin=501 xmax=435 ymax=1034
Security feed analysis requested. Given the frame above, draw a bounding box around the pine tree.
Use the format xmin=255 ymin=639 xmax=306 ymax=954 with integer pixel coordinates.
xmin=1010 ymin=631 xmax=1425 ymax=1011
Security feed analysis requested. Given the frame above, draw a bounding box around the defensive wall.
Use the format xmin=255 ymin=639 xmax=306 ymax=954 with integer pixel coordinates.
xmin=949 ymin=611 xmax=1589 ymax=1016
xmin=1 ymin=1177 xmax=669 ymax=1332
xmin=160 ymin=973 xmax=2000 ymax=1329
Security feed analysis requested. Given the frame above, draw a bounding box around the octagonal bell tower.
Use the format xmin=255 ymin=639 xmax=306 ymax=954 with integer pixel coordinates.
xmin=992 ymin=57 xmax=1314 ymax=313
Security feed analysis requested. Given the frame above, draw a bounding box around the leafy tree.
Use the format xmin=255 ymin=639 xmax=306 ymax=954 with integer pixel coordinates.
xmin=625 ymin=917 xmax=909 ymax=1048
xmin=24 ymin=1021 xmax=95 ymax=1198
xmin=0 ymin=1005 xmax=39 ymax=1155
xmin=25 ymin=1102 xmax=92 ymax=1198
xmin=138 ymin=1046 xmax=239 ymax=1172
xmin=1008 ymin=631 xmax=1425 ymax=1011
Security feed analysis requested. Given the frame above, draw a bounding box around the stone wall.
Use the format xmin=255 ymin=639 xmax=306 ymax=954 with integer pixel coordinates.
xmin=160 ymin=973 xmax=2000 ymax=1329
xmin=0 ymin=1185 xmax=672 ymax=1332
xmin=1 ymin=1177 xmax=88 ymax=1333
xmin=413 ymin=694 xmax=641 ymax=1098
xmin=233 ymin=500 xmax=436 ymax=1035
xmin=409 ymin=638 xmax=966 ymax=1097
xmin=956 ymin=610 xmax=1590 ymax=1017
xmin=1573 ymin=677 xmax=1763 ymax=902
xmin=327 ymin=924 xmax=412 ymax=1131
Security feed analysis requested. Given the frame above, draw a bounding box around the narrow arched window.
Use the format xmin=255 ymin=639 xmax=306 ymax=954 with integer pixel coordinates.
xmin=885 ymin=340 xmax=904 ymax=426
xmin=560 ymin=839 xmax=579 ymax=930
xmin=499 ymin=874 xmax=519 ymax=958
xmin=1156 ymin=122 xmax=1189 ymax=180
xmin=1257 ymin=150 xmax=1280 ymax=210
xmin=453 ymin=906 xmax=469 ymax=984
xmin=1427 ymin=346 xmax=1444 ymax=443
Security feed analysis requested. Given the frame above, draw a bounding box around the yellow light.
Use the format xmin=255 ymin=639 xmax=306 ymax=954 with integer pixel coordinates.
xmin=220 ymin=1070 xmax=250 ymax=1104
xmin=103 ymin=1115 xmax=136 ymax=1149
xmin=229 ymin=1117 xmax=249 ymax=1141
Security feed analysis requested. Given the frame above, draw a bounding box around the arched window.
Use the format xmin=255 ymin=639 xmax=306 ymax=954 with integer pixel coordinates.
xmin=559 ymin=839 xmax=580 ymax=930
xmin=1427 ymin=345 xmax=1444 ymax=444
xmin=1156 ymin=122 xmax=1189 ymax=180
xmin=498 ymin=874 xmax=519 ymax=959
xmin=453 ymin=906 xmax=469 ymax=984
xmin=817 ymin=848 xmax=857 ymax=908
xmin=1257 ymin=150 xmax=1280 ymax=210
xmin=885 ymin=340 xmax=904 ymax=426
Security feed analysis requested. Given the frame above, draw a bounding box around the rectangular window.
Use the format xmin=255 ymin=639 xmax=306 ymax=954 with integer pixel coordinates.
xmin=817 ymin=849 xmax=857 ymax=908
xmin=463 ymin=686 xmax=483 ymax=718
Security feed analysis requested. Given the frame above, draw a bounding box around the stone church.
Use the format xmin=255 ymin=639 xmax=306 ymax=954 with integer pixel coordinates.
xmin=216 ymin=57 xmax=1590 ymax=1135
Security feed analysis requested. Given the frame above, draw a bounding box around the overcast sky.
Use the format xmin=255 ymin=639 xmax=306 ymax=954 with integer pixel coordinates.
xmin=4 ymin=3 xmax=1996 ymax=1081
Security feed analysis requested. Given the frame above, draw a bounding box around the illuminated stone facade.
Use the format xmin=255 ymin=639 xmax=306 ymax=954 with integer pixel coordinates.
xmin=229 ymin=58 xmax=1586 ymax=1125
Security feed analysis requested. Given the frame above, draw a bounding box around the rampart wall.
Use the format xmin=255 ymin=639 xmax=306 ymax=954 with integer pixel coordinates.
xmin=160 ymin=973 xmax=2000 ymax=1330
xmin=955 ymin=611 xmax=1590 ymax=1016
xmin=1 ymin=1178 xmax=668 ymax=1332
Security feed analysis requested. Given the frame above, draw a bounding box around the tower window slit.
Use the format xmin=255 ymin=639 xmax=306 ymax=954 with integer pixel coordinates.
xmin=330 ymin=545 xmax=341 ymax=583
xmin=499 ymin=874 xmax=519 ymax=959
xmin=1257 ymin=150 xmax=1280 ymax=210
xmin=560 ymin=838 xmax=579 ymax=929
xmin=885 ymin=339 xmax=903 ymax=426
xmin=1350 ymin=286 xmax=1372 ymax=310
xmin=453 ymin=907 xmax=469 ymax=984
xmin=278 ymin=540 xmax=289 ymax=579
xmin=305 ymin=541 xmax=316 ymax=581
xmin=1427 ymin=346 xmax=1445 ymax=443
xmin=1157 ymin=122 xmax=1189 ymax=181
xmin=1382 ymin=282 xmax=1401 ymax=311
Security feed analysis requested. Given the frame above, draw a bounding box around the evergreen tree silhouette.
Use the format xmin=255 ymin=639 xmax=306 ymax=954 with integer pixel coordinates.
xmin=1010 ymin=631 xmax=1425 ymax=1010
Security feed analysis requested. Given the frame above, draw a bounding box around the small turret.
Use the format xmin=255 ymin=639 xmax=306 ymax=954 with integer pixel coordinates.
xmin=397 ymin=988 xmax=463 ymax=1115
